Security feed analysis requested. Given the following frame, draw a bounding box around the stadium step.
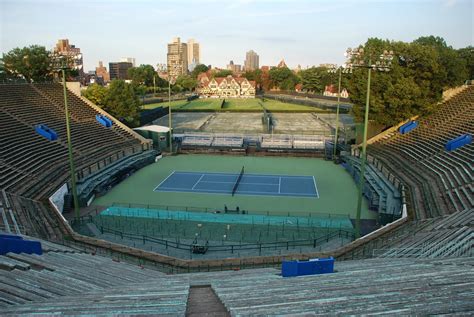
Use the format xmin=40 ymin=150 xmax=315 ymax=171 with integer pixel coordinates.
xmin=185 ymin=285 xmax=230 ymax=317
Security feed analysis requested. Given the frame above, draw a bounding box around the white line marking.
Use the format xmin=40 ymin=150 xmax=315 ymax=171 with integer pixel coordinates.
xmin=312 ymin=176 xmax=320 ymax=198
xmin=156 ymin=187 xmax=317 ymax=197
xmin=154 ymin=171 xmax=319 ymax=198
xmin=172 ymin=171 xmax=314 ymax=179
xmin=153 ymin=170 xmax=176 ymax=191
xmin=198 ymin=180 xmax=279 ymax=186
xmin=191 ymin=174 xmax=205 ymax=190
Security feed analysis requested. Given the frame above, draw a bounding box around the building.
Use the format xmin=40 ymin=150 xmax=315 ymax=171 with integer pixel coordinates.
xmin=324 ymin=84 xmax=349 ymax=98
xmin=109 ymin=62 xmax=133 ymax=80
xmin=277 ymin=59 xmax=288 ymax=68
xmin=319 ymin=63 xmax=335 ymax=69
xmin=120 ymin=57 xmax=136 ymax=67
xmin=227 ymin=60 xmax=242 ymax=74
xmin=197 ymin=74 xmax=256 ymax=98
xmin=156 ymin=63 xmax=168 ymax=80
xmin=95 ymin=61 xmax=110 ymax=83
xmin=187 ymin=39 xmax=200 ymax=70
xmin=54 ymin=39 xmax=84 ymax=77
xmin=167 ymin=37 xmax=188 ymax=79
xmin=244 ymin=50 xmax=259 ymax=71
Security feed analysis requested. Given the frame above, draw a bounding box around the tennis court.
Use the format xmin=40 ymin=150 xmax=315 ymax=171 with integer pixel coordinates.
xmin=154 ymin=170 xmax=319 ymax=198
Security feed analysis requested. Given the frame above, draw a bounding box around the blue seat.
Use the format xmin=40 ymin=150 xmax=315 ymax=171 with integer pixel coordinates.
xmin=96 ymin=114 xmax=113 ymax=128
xmin=0 ymin=236 xmax=42 ymax=255
xmin=35 ymin=124 xmax=58 ymax=141
xmin=399 ymin=121 xmax=418 ymax=134
xmin=445 ymin=134 xmax=472 ymax=151
xmin=282 ymin=257 xmax=334 ymax=277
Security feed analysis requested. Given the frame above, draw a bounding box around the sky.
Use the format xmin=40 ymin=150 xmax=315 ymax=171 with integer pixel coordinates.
xmin=1 ymin=0 xmax=472 ymax=71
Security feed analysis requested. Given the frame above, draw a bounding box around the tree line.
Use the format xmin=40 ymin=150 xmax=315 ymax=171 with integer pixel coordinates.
xmin=1 ymin=36 xmax=472 ymax=127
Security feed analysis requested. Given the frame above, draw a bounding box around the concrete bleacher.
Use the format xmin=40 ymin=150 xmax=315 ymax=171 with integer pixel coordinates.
xmin=367 ymin=85 xmax=474 ymax=219
xmin=0 ymin=192 xmax=65 ymax=240
xmin=181 ymin=134 xmax=213 ymax=147
xmin=209 ymin=257 xmax=474 ymax=316
xmin=373 ymin=208 xmax=473 ymax=258
xmin=211 ymin=135 xmax=244 ymax=148
xmin=0 ymin=234 xmax=187 ymax=315
xmin=0 ymin=83 xmax=150 ymax=200
xmin=1 ymin=231 xmax=472 ymax=316
xmin=260 ymin=134 xmax=293 ymax=149
xmin=343 ymin=155 xmax=402 ymax=217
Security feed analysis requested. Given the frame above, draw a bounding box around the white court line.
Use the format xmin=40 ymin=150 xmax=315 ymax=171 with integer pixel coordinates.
xmin=312 ymin=176 xmax=320 ymax=198
xmin=191 ymin=174 xmax=205 ymax=190
xmin=173 ymin=171 xmax=314 ymax=179
xmin=156 ymin=187 xmax=316 ymax=197
xmin=153 ymin=170 xmax=176 ymax=192
xmin=198 ymin=180 xmax=279 ymax=186
xmin=154 ymin=172 xmax=318 ymax=198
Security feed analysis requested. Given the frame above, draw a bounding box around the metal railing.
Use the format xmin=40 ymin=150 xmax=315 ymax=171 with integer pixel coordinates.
xmin=105 ymin=201 xmax=351 ymax=220
xmin=76 ymin=221 xmax=355 ymax=257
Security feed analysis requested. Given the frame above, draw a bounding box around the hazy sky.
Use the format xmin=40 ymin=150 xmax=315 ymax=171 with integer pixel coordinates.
xmin=1 ymin=0 xmax=472 ymax=71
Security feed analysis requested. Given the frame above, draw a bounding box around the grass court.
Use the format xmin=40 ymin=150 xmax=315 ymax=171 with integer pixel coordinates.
xmin=142 ymin=98 xmax=327 ymax=112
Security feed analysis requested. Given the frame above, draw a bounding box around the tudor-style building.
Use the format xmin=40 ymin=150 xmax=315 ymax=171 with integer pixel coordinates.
xmin=196 ymin=74 xmax=256 ymax=98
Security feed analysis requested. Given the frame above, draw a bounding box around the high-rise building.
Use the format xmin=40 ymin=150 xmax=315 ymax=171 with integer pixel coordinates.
xmin=227 ymin=60 xmax=242 ymax=73
xmin=187 ymin=39 xmax=200 ymax=68
xmin=120 ymin=57 xmax=136 ymax=67
xmin=54 ymin=39 xmax=84 ymax=77
xmin=95 ymin=61 xmax=110 ymax=83
xmin=244 ymin=50 xmax=259 ymax=71
xmin=167 ymin=37 xmax=188 ymax=79
xmin=109 ymin=62 xmax=133 ymax=80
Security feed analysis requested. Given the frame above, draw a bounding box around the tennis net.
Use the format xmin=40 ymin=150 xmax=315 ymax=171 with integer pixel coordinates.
xmin=231 ymin=166 xmax=245 ymax=196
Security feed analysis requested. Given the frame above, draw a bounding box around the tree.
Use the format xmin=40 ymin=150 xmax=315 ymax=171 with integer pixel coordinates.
xmin=299 ymin=67 xmax=334 ymax=93
xmin=175 ymin=74 xmax=198 ymax=91
xmin=346 ymin=37 xmax=459 ymax=126
xmin=154 ymin=76 xmax=168 ymax=88
xmin=242 ymin=69 xmax=263 ymax=87
xmin=414 ymin=36 xmax=468 ymax=88
xmin=1 ymin=45 xmax=52 ymax=82
xmin=268 ymin=67 xmax=299 ymax=90
xmin=127 ymin=64 xmax=156 ymax=87
xmin=104 ymin=80 xmax=141 ymax=127
xmin=82 ymin=83 xmax=107 ymax=107
xmin=191 ymin=64 xmax=209 ymax=78
xmin=457 ymin=46 xmax=474 ymax=80
xmin=214 ymin=69 xmax=233 ymax=77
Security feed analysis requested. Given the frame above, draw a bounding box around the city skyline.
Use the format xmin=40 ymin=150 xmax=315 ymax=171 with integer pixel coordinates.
xmin=1 ymin=0 xmax=472 ymax=71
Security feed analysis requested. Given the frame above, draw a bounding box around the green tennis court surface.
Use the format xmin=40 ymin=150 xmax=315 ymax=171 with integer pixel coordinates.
xmin=93 ymin=154 xmax=375 ymax=220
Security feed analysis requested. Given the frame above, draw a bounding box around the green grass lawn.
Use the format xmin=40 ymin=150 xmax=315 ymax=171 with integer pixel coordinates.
xmin=180 ymin=99 xmax=222 ymax=110
xmin=142 ymin=98 xmax=329 ymax=112
xmin=93 ymin=154 xmax=374 ymax=220
xmin=223 ymin=98 xmax=263 ymax=110
xmin=262 ymin=99 xmax=326 ymax=112
xmin=141 ymin=100 xmax=188 ymax=110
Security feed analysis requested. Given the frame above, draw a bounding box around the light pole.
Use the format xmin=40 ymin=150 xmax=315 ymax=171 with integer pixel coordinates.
xmin=328 ymin=64 xmax=351 ymax=161
xmin=51 ymin=53 xmax=82 ymax=220
xmin=345 ymin=47 xmax=393 ymax=238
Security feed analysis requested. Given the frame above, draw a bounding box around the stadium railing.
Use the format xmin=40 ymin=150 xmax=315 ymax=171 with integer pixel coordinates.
xmin=70 ymin=216 xmax=355 ymax=257
xmin=107 ymin=201 xmax=351 ymax=220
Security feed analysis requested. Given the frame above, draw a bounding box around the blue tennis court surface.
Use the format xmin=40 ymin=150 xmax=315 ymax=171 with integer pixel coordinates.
xmin=154 ymin=171 xmax=319 ymax=198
